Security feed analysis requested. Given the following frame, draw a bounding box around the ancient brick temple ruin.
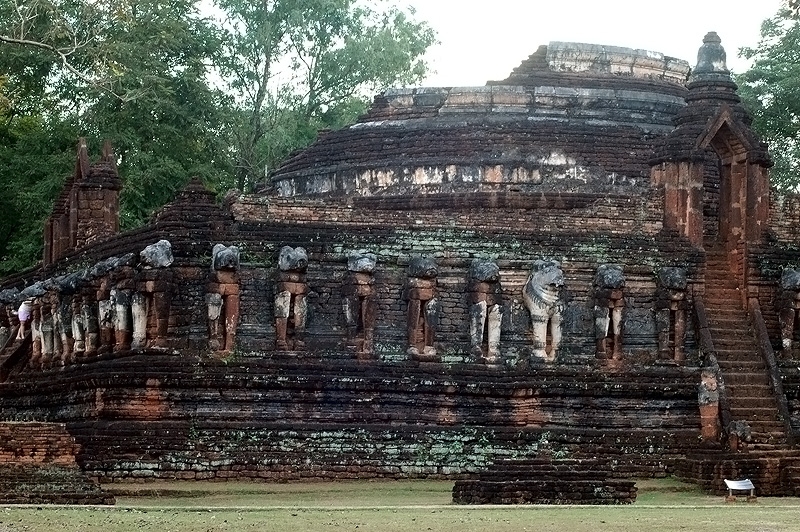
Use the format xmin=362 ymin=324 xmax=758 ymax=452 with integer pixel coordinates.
xmin=2 ymin=33 xmax=800 ymax=496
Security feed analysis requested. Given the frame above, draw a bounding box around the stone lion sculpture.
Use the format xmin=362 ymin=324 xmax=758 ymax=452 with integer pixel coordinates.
xmin=522 ymin=260 xmax=565 ymax=362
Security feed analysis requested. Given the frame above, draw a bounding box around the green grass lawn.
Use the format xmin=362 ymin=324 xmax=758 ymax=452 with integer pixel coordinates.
xmin=1 ymin=478 xmax=800 ymax=532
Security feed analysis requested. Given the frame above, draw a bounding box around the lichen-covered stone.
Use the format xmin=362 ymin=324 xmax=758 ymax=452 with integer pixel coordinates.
xmin=140 ymin=240 xmax=174 ymax=269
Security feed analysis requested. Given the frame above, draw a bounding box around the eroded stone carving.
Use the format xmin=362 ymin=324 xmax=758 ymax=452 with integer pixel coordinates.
xmin=135 ymin=241 xmax=173 ymax=350
xmin=726 ymin=420 xmax=751 ymax=453
xmin=207 ymin=244 xmax=240 ymax=355
xmin=111 ymin=288 xmax=132 ymax=352
xmin=97 ymin=285 xmax=115 ymax=355
xmin=0 ymin=289 xmax=20 ymax=346
xmin=778 ymin=267 xmax=800 ymax=358
xmin=343 ymin=251 xmax=377 ymax=359
xmin=594 ymin=264 xmax=625 ymax=363
xmin=275 ymin=246 xmax=308 ymax=351
xmin=468 ymin=260 xmax=503 ymax=364
xmin=404 ymin=257 xmax=440 ymax=362
xmin=698 ymin=368 xmax=720 ymax=443
xmin=81 ymin=295 xmax=99 ymax=357
xmin=39 ymin=295 xmax=55 ymax=367
xmin=140 ymin=240 xmax=174 ymax=269
xmin=71 ymin=296 xmax=85 ymax=357
xmin=30 ymin=302 xmax=42 ymax=369
xmin=656 ymin=267 xmax=687 ymax=363
xmin=523 ymin=260 xmax=565 ymax=362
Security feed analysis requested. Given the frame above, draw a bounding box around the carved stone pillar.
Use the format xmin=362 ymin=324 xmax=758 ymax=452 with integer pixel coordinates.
xmin=522 ymin=260 xmax=565 ymax=363
xmin=275 ymin=246 xmax=309 ymax=351
xmin=467 ymin=260 xmax=503 ymax=365
xmin=404 ymin=257 xmax=440 ymax=362
xmin=343 ymin=251 xmax=377 ymax=359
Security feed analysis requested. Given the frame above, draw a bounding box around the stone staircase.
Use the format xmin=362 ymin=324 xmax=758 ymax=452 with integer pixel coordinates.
xmin=704 ymin=247 xmax=787 ymax=449
xmin=0 ymin=327 xmax=31 ymax=382
xmin=675 ymin=246 xmax=800 ymax=495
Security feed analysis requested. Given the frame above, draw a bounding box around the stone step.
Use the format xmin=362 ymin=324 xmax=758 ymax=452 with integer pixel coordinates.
xmin=723 ymin=373 xmax=771 ymax=385
xmin=718 ymin=361 xmax=767 ymax=371
xmin=729 ymin=407 xmax=781 ymax=421
xmin=716 ymin=349 xmax=762 ymax=357
xmin=704 ymin=297 xmax=743 ymax=305
xmin=728 ymin=396 xmax=778 ymax=409
xmin=707 ymin=313 xmax=749 ymax=322
xmin=724 ymin=384 xmax=774 ymax=395
xmin=705 ymin=310 xmax=747 ymax=319
xmin=725 ymin=385 xmax=774 ymax=397
xmin=749 ymin=442 xmax=789 ymax=451
xmin=713 ymin=337 xmax=759 ymax=348
xmin=704 ymin=288 xmax=742 ymax=296
xmin=716 ymin=357 xmax=763 ymax=364
xmin=747 ymin=422 xmax=787 ymax=432
xmin=704 ymin=304 xmax=745 ymax=312
xmin=703 ymin=281 xmax=742 ymax=296
xmin=708 ymin=310 xmax=750 ymax=327
xmin=750 ymin=433 xmax=788 ymax=445
xmin=742 ymin=449 xmax=800 ymax=458
xmin=708 ymin=334 xmax=753 ymax=342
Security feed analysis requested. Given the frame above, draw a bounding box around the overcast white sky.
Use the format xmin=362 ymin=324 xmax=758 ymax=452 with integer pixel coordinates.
xmin=407 ymin=0 xmax=783 ymax=87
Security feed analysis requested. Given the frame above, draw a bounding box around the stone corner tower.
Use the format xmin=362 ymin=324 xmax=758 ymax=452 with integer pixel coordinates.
xmin=43 ymin=138 xmax=122 ymax=265
xmin=650 ymin=31 xmax=772 ymax=249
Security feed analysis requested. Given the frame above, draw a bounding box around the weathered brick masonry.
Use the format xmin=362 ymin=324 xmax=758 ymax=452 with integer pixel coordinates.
xmin=0 ymin=422 xmax=111 ymax=503
xmin=2 ymin=36 xmax=800 ymax=495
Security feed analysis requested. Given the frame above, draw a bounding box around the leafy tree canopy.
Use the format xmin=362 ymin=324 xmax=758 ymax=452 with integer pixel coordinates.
xmin=737 ymin=4 xmax=800 ymax=191
xmin=0 ymin=0 xmax=435 ymax=274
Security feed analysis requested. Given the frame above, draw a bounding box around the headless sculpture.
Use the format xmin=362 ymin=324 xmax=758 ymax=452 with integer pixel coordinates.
xmin=207 ymin=244 xmax=241 ymax=355
xmin=343 ymin=251 xmax=377 ymax=359
xmin=404 ymin=257 xmax=440 ymax=362
xmin=275 ymin=246 xmax=309 ymax=351
xmin=135 ymin=240 xmax=174 ymax=350
xmin=468 ymin=260 xmax=503 ymax=364
xmin=593 ymin=264 xmax=625 ymax=363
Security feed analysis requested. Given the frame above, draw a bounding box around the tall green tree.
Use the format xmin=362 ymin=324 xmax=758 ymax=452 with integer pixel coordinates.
xmin=216 ymin=0 xmax=435 ymax=190
xmin=738 ymin=5 xmax=800 ymax=191
xmin=0 ymin=108 xmax=77 ymax=275
xmin=0 ymin=0 xmax=435 ymax=273
xmin=79 ymin=0 xmax=235 ymax=227
xmin=0 ymin=0 xmax=234 ymax=252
